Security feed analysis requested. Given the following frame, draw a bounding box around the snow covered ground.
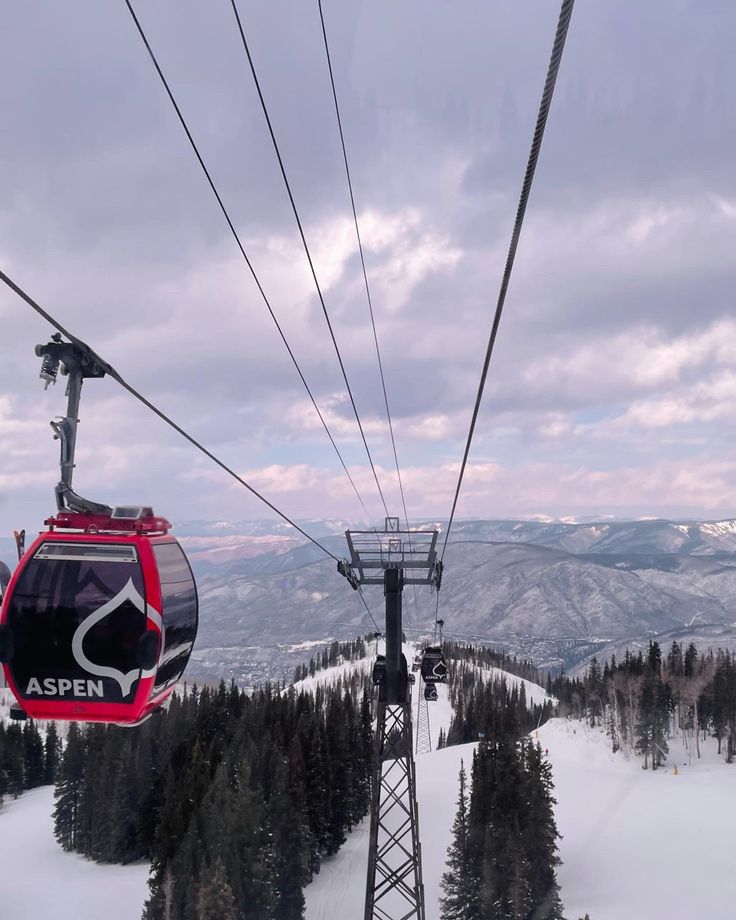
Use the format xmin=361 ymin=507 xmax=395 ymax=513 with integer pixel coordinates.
xmin=0 ymin=685 xmax=20 ymax=722
xmin=306 ymin=710 xmax=736 ymax=920
xmin=542 ymin=718 xmax=736 ymax=920
xmin=290 ymin=655 xmax=375 ymax=694
xmin=0 ymin=787 xmax=149 ymax=920
xmin=4 ymin=656 xmax=735 ymax=920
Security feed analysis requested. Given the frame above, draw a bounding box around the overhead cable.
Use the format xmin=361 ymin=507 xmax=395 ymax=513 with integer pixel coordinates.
xmin=357 ymin=585 xmax=382 ymax=635
xmin=0 ymin=268 xmax=341 ymax=563
xmin=440 ymin=0 xmax=576 ymax=561
xmin=228 ymin=0 xmax=390 ymax=518
xmin=122 ymin=0 xmax=373 ymax=523
xmin=316 ymin=0 xmax=420 ymax=614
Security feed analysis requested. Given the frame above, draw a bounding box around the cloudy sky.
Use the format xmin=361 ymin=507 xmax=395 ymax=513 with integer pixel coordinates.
xmin=1 ymin=0 xmax=735 ymax=535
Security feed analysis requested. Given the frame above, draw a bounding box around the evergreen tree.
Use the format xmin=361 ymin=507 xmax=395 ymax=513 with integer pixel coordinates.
xmin=522 ymin=742 xmax=564 ymax=918
xmin=53 ymin=723 xmax=85 ymax=850
xmin=22 ymin=720 xmax=45 ymax=789
xmin=196 ymin=857 xmax=237 ymax=920
xmin=506 ymin=830 xmax=534 ymax=919
xmin=587 ymin=657 xmax=603 ymax=726
xmin=43 ymin=723 xmax=62 ymax=786
xmin=266 ymin=761 xmax=308 ymax=920
xmin=440 ymin=761 xmax=475 ymax=920
xmin=3 ymin=724 xmax=25 ymax=798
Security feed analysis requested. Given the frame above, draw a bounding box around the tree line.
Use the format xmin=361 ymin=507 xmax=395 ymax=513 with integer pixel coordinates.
xmin=439 ymin=654 xmax=554 ymax=748
xmin=0 ymin=719 xmax=60 ymax=802
xmin=437 ymin=644 xmax=566 ymax=919
xmin=440 ymin=738 xmax=564 ymax=920
xmin=552 ymin=640 xmax=736 ymax=769
xmin=292 ymin=636 xmax=369 ymax=683
xmin=52 ymin=680 xmax=373 ymax=920
xmin=443 ymin=642 xmax=542 ymax=685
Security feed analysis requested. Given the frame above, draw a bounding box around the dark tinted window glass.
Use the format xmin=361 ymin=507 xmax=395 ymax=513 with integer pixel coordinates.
xmin=8 ymin=542 xmax=146 ymax=703
xmin=34 ymin=543 xmax=138 ymax=563
xmin=0 ymin=561 xmax=10 ymax=600
xmin=152 ymin=542 xmax=198 ymax=693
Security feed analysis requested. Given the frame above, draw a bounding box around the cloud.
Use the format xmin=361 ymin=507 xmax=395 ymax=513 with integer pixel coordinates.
xmin=176 ymin=456 xmax=736 ymax=522
xmin=1 ymin=1 xmax=736 ymax=531
xmin=618 ymin=371 xmax=736 ymax=429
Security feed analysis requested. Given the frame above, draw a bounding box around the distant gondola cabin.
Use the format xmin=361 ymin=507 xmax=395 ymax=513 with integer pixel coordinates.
xmin=420 ymin=646 xmax=448 ymax=684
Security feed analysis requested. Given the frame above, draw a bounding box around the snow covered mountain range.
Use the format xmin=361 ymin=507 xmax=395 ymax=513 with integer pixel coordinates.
xmin=179 ymin=517 xmax=736 ymax=684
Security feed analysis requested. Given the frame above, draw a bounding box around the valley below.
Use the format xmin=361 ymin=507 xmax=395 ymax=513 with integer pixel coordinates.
xmin=178 ymin=517 xmax=736 ymax=685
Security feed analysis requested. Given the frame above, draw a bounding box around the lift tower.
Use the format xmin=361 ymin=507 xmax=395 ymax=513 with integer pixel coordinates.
xmin=341 ymin=518 xmax=442 ymax=920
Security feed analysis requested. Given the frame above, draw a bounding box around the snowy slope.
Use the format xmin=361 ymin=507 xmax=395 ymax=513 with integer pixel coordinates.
xmin=1 ymin=686 xmax=15 ymax=721
xmin=0 ymin=787 xmax=149 ymax=920
xmin=464 ymin=663 xmax=555 ymax=708
xmin=289 ymin=643 xmax=455 ymax=751
xmin=304 ymin=677 xmax=457 ymax=920
xmin=306 ymin=715 xmax=736 ymax=920
xmin=6 ymin=652 xmax=731 ymax=920
xmin=304 ymin=656 xmax=549 ymax=920
xmin=290 ymin=655 xmax=375 ymax=694
xmin=305 ymin=743 xmax=461 ymax=920
xmin=541 ymin=719 xmax=736 ymax=920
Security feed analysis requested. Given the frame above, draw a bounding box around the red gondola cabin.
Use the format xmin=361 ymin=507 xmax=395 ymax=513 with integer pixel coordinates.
xmin=0 ymin=508 xmax=198 ymax=725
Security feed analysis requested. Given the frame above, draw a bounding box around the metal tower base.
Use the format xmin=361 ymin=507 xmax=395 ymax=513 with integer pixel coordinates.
xmin=365 ymin=703 xmax=425 ymax=920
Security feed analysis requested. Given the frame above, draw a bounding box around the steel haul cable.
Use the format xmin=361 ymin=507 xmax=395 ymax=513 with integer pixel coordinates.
xmin=122 ymin=0 xmax=374 ymax=524
xmin=440 ymin=0 xmax=576 ymax=567
xmin=228 ymin=0 xmax=390 ymax=519
xmin=357 ymin=585 xmax=381 ymax=635
xmin=316 ymin=0 xmax=421 ymax=620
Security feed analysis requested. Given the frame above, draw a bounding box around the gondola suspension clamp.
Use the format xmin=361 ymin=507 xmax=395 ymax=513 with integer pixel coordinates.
xmin=337 ymin=558 xmax=360 ymax=590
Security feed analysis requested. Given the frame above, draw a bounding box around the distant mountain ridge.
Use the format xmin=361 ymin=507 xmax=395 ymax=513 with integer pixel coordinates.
xmin=417 ymin=517 xmax=736 ymax=556
xmin=176 ymin=516 xmax=736 ymax=683
xmin=169 ymin=516 xmax=736 ymax=571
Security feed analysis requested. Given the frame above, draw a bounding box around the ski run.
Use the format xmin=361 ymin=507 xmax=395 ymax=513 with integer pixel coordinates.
xmin=1 ymin=656 xmax=735 ymax=920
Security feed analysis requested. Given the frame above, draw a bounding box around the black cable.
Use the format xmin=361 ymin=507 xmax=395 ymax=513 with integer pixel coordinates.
xmin=316 ymin=0 xmax=408 ymax=523
xmin=0 ymin=267 xmax=341 ymax=562
xmin=122 ymin=0 xmax=373 ymax=523
xmin=228 ymin=0 xmax=390 ymax=519
xmin=316 ymin=0 xmax=420 ymax=614
xmin=357 ymin=585 xmax=381 ymax=634
xmin=440 ymin=0 xmax=575 ymax=562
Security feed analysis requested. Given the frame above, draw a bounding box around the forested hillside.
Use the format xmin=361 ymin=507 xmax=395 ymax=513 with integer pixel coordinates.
xmin=52 ymin=681 xmax=373 ymax=919
xmin=435 ymin=647 xmax=564 ymax=919
xmin=0 ymin=719 xmax=61 ymax=801
xmin=555 ymin=640 xmax=736 ymax=768
xmin=441 ymin=742 xmax=564 ymax=920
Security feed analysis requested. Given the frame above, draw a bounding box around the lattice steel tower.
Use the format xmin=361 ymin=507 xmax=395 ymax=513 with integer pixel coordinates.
xmin=340 ymin=518 xmax=442 ymax=920
xmin=415 ymin=676 xmax=432 ymax=756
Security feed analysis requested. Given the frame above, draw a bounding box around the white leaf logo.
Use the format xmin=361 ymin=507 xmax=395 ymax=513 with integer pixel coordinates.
xmin=71 ymin=578 xmax=162 ymax=697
